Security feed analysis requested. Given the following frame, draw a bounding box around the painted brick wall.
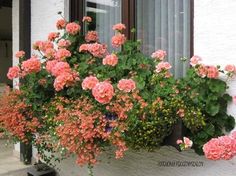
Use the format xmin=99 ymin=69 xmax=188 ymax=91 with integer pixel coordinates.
xmin=27 ymin=0 xmax=236 ymax=175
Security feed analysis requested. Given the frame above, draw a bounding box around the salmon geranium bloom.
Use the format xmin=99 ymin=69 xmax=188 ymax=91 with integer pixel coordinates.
xmin=66 ymin=22 xmax=81 ymax=35
xmin=102 ymin=54 xmax=118 ymax=66
xmin=48 ymin=32 xmax=60 ymax=41
xmin=92 ymin=82 xmax=114 ymax=104
xmin=117 ymin=79 xmax=136 ymax=92
xmin=155 ymin=62 xmax=172 ymax=73
xmin=151 ymin=50 xmax=167 ymax=61
xmin=82 ymin=76 xmax=99 ymax=90
xmin=15 ymin=50 xmax=25 ymax=58
xmin=82 ymin=16 xmax=92 ymax=23
xmin=85 ymin=31 xmax=99 ymax=42
xmin=21 ymin=56 xmax=41 ymax=74
xmin=112 ymin=23 xmax=126 ymax=31
xmin=190 ymin=55 xmax=202 ymax=66
xmin=56 ymin=19 xmax=67 ymax=29
xmin=7 ymin=66 xmax=21 ymax=80
xmin=225 ymin=64 xmax=236 ymax=73
xmin=111 ymin=33 xmax=126 ymax=48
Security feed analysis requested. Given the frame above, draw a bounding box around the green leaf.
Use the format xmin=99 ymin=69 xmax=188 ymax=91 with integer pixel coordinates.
xmin=224 ymin=115 xmax=235 ymax=131
xmin=208 ymin=79 xmax=226 ymax=94
xmin=135 ymin=77 xmax=145 ymax=90
xmin=205 ymin=124 xmax=215 ymax=136
xmin=206 ymin=102 xmax=220 ymax=116
xmin=222 ymin=94 xmax=232 ymax=102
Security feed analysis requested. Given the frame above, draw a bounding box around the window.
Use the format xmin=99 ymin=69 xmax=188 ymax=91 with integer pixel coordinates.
xmin=137 ymin=0 xmax=192 ymax=77
xmin=70 ymin=0 xmax=193 ymax=76
xmin=85 ymin=0 xmax=122 ymax=50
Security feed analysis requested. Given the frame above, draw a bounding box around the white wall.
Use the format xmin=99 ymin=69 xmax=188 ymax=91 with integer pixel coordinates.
xmin=30 ymin=0 xmax=65 ymax=159
xmin=31 ymin=0 xmax=65 ymax=55
xmin=26 ymin=0 xmax=236 ymax=175
xmin=194 ymin=0 xmax=236 ymax=120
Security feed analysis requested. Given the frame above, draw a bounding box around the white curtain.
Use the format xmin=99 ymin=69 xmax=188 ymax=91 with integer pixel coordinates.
xmin=137 ymin=0 xmax=191 ymax=77
xmin=86 ymin=0 xmax=122 ymax=51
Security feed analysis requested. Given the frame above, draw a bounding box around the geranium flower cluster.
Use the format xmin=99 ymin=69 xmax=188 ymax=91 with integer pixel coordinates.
xmin=7 ymin=56 xmax=41 ymax=80
xmin=46 ymin=60 xmax=78 ymax=91
xmin=54 ymin=97 xmax=130 ymax=165
xmin=79 ymin=43 xmax=108 ymax=58
xmin=203 ymin=131 xmax=236 ymax=160
xmin=3 ymin=15 xmax=236 ymax=174
xmin=190 ymin=55 xmax=228 ymax=79
xmin=111 ymin=23 xmax=126 ymax=48
xmin=176 ymin=137 xmax=193 ymax=150
xmin=0 ymin=89 xmax=40 ymax=143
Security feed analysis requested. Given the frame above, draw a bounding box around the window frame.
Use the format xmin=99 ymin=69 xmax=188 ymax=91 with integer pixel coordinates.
xmin=69 ymin=0 xmax=194 ymax=55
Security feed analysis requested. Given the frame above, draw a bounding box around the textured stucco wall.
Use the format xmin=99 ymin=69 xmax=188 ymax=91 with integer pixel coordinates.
xmin=194 ymin=0 xmax=236 ymax=121
xmin=31 ymin=0 xmax=65 ymax=55
xmin=28 ymin=0 xmax=236 ymax=175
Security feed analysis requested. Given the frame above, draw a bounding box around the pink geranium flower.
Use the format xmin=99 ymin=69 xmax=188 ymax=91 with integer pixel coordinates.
xmin=117 ymin=79 xmax=136 ymax=92
xmin=111 ymin=33 xmax=126 ymax=48
xmin=66 ymin=22 xmax=81 ymax=35
xmin=7 ymin=66 xmax=21 ymax=80
xmin=82 ymin=16 xmax=92 ymax=23
xmin=51 ymin=61 xmax=71 ymax=77
xmin=15 ymin=50 xmax=25 ymax=58
xmin=225 ymin=64 xmax=236 ymax=73
xmin=45 ymin=48 xmax=56 ymax=59
xmin=88 ymin=43 xmax=108 ymax=58
xmin=21 ymin=56 xmax=41 ymax=74
xmin=55 ymin=48 xmax=71 ymax=60
xmin=151 ymin=50 xmax=167 ymax=61
xmin=85 ymin=31 xmax=99 ymax=42
xmin=82 ymin=76 xmax=99 ymax=90
xmin=177 ymin=137 xmax=193 ymax=150
xmin=176 ymin=139 xmax=183 ymax=145
xmin=206 ymin=65 xmax=219 ymax=79
xmin=203 ymin=138 xmax=223 ymax=160
xmin=155 ymin=62 xmax=172 ymax=73
xmin=218 ymin=136 xmax=235 ymax=160
xmin=102 ymin=54 xmax=118 ymax=66
xmin=190 ymin=55 xmax=202 ymax=66
xmin=197 ymin=64 xmax=207 ymax=78
xmin=33 ymin=40 xmax=54 ymax=52
xmin=92 ymin=82 xmax=114 ymax=104
xmin=46 ymin=60 xmax=58 ymax=73
xmin=56 ymin=19 xmax=67 ymax=29
xmin=112 ymin=23 xmax=126 ymax=31
xmin=58 ymin=39 xmax=71 ymax=48
xmin=53 ymin=72 xmax=74 ymax=91
xmin=48 ymin=32 xmax=60 ymax=41
xmin=203 ymin=134 xmax=236 ymax=160
xmin=183 ymin=137 xmax=193 ymax=148
xmin=78 ymin=44 xmax=89 ymax=52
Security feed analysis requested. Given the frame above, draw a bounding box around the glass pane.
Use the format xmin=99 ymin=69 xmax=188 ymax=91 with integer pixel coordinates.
xmin=137 ymin=0 xmax=191 ymax=77
xmin=85 ymin=0 xmax=122 ymax=51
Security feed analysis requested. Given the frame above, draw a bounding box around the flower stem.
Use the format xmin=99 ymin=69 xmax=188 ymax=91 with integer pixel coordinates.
xmin=88 ymin=163 xmax=94 ymax=176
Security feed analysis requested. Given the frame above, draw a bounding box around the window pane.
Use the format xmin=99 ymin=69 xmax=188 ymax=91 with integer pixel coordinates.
xmin=85 ymin=0 xmax=122 ymax=50
xmin=137 ymin=0 xmax=191 ymax=77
